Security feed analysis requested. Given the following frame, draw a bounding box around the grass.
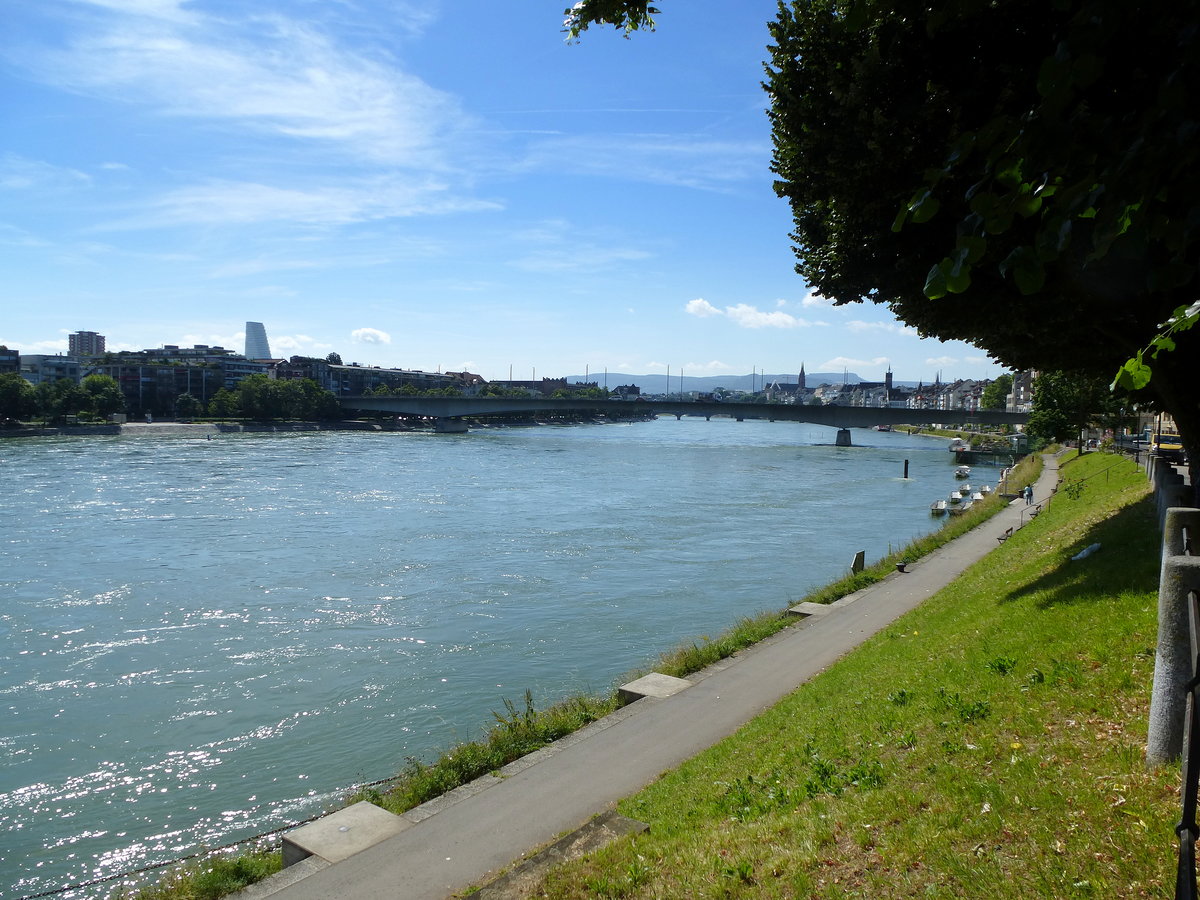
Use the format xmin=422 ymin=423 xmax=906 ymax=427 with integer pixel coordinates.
xmin=533 ymin=451 xmax=1175 ymax=898
xmin=108 ymin=850 xmax=282 ymax=900
xmin=113 ymin=454 xmax=1046 ymax=898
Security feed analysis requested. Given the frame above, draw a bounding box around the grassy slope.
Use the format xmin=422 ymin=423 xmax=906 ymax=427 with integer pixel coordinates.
xmin=536 ymin=452 xmax=1178 ymax=899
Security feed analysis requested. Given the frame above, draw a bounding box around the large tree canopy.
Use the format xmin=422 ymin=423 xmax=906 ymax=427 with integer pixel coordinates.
xmin=765 ymin=0 xmax=1198 ymax=480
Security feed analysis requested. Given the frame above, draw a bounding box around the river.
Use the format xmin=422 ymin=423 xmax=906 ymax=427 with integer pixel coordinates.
xmin=0 ymin=418 xmax=967 ymax=898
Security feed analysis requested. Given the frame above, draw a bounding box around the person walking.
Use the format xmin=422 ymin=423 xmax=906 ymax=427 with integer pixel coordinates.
xmin=1024 ymin=484 xmax=1034 ymax=505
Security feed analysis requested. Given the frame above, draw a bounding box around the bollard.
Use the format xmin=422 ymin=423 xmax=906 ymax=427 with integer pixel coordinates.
xmin=1148 ymin=509 xmax=1200 ymax=765
xmin=851 ymin=550 xmax=865 ymax=574
xmin=903 ymin=459 xmax=910 ymax=479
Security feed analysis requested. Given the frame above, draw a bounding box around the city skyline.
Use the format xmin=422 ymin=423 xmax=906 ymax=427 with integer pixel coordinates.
xmin=2 ymin=1 xmax=1005 ymax=385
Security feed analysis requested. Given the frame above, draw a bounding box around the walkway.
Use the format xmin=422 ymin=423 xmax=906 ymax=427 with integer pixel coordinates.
xmin=248 ymin=458 xmax=1060 ymax=900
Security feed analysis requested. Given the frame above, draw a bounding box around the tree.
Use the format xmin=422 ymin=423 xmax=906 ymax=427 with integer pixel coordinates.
xmin=563 ymin=0 xmax=658 ymax=41
xmin=208 ymin=387 xmax=239 ymax=418
xmin=34 ymin=378 xmax=91 ymax=423
xmin=326 ymin=352 xmax=343 ymax=365
xmin=764 ymin=0 xmax=1199 ymax=488
xmin=0 ymin=373 xmax=37 ymax=421
xmin=81 ymin=374 xmax=125 ymax=419
xmin=176 ymin=393 xmax=204 ymax=419
xmin=568 ymin=2 xmax=1199 ymax=486
xmin=980 ymin=375 xmax=1013 ymax=411
xmin=1027 ymin=370 xmax=1133 ymax=451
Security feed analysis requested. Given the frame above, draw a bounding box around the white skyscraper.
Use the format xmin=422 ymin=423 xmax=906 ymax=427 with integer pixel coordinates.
xmin=244 ymin=322 xmax=272 ymax=360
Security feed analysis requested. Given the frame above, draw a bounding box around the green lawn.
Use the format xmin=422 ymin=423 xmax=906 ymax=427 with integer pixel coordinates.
xmin=535 ymin=452 xmax=1178 ymax=898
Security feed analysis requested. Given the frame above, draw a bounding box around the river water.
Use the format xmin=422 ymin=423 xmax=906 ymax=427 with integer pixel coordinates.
xmin=1 ymin=418 xmax=965 ymax=898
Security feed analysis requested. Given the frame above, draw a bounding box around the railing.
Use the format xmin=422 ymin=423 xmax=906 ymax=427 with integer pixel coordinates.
xmin=1178 ymin=524 xmax=1198 ymax=900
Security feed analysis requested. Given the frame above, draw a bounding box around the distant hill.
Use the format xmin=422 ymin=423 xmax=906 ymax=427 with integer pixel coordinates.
xmin=565 ymin=372 xmax=889 ymax=393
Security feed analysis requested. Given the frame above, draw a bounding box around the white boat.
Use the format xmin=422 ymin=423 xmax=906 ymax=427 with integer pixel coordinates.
xmin=947 ymin=499 xmax=974 ymax=515
xmin=971 ymin=491 xmax=984 ymax=501
xmin=955 ymin=465 xmax=971 ymax=478
xmin=930 ymin=499 xmax=947 ymax=515
xmin=948 ymin=490 xmax=963 ymax=504
xmin=959 ymin=482 xmax=971 ymax=494
xmin=980 ymin=484 xmax=992 ymax=495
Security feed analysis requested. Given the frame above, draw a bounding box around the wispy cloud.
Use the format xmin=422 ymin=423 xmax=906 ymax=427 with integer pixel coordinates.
xmin=508 ymin=219 xmax=651 ymax=273
xmin=0 ymin=154 xmax=91 ymax=191
xmin=685 ymin=298 xmax=817 ymax=329
xmin=28 ymin=6 xmax=465 ymax=168
xmin=518 ymin=133 xmax=768 ymax=192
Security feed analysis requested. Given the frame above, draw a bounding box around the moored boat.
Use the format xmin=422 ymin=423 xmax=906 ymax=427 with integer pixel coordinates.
xmin=930 ymin=499 xmax=947 ymax=515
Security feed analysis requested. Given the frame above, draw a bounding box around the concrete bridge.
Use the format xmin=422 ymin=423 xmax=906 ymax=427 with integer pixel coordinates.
xmin=339 ymin=395 xmax=1028 ymax=442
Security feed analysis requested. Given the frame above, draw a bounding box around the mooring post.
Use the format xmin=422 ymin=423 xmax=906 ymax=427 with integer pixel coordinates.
xmin=903 ymin=459 xmax=910 ymax=479
xmin=1148 ymin=508 xmax=1200 ymax=765
xmin=835 ymin=428 xmax=852 ymax=447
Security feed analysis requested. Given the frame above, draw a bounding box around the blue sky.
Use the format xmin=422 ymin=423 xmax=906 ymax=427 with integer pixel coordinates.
xmin=1 ymin=0 xmax=1004 ymax=384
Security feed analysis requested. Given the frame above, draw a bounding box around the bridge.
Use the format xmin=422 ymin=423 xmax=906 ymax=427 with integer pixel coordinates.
xmin=338 ymin=395 xmax=1028 ymax=443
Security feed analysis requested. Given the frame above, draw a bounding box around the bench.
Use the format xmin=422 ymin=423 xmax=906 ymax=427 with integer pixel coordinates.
xmin=997 ymin=526 xmax=1014 ymax=543
xmin=1028 ymin=503 xmax=1043 ymax=518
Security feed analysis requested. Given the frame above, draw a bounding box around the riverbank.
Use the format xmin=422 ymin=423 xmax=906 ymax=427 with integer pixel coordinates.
xmin=110 ymin=455 xmax=1047 ymax=899
xmin=535 ymin=450 xmax=1171 ymax=898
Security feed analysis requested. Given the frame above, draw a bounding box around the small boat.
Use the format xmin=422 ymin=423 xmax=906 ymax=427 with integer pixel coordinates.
xmin=948 ymin=490 xmax=963 ymax=504
xmin=930 ymin=499 xmax=947 ymax=515
xmin=980 ymin=484 xmax=992 ymax=495
xmin=955 ymin=465 xmax=971 ymax=478
xmin=971 ymin=491 xmax=984 ymax=502
xmin=959 ymin=482 xmax=971 ymax=494
xmin=947 ymin=499 xmax=974 ymax=515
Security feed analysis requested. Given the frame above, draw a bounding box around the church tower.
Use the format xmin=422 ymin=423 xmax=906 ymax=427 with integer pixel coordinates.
xmin=798 ymin=362 xmax=806 ymax=391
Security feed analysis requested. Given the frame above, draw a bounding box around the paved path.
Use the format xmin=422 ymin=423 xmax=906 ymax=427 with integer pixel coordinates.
xmin=254 ymin=458 xmax=1060 ymax=900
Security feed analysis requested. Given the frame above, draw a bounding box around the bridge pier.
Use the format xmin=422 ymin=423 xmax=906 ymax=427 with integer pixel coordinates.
xmin=835 ymin=428 xmax=852 ymax=447
xmin=433 ymin=417 xmax=469 ymax=434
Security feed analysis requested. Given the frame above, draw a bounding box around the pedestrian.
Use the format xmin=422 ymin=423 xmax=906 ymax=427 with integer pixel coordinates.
xmin=1024 ymin=484 xmax=1033 ymax=505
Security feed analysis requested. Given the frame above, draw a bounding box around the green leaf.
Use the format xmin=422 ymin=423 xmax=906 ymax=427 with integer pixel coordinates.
xmin=908 ymin=189 xmax=940 ymax=224
xmin=957 ymin=235 xmax=988 ymax=264
xmin=1111 ymin=358 xmax=1151 ymax=392
xmin=999 ymin=247 xmax=1045 ymax=294
xmin=924 ymin=262 xmax=948 ymax=300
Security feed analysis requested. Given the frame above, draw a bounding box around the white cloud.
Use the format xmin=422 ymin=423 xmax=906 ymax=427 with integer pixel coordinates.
xmin=685 ymin=298 xmax=721 ymax=317
xmin=274 ymin=334 xmax=332 ymax=354
xmin=29 ymin=6 xmax=468 ymax=168
xmin=800 ymin=291 xmax=834 ymax=308
xmin=846 ymin=319 xmax=919 ymax=337
xmin=686 ymin=299 xmax=814 ymax=329
xmin=352 ymin=327 xmax=391 ymax=345
xmin=925 ymin=356 xmax=958 ymax=367
xmin=681 ymin=360 xmax=735 ymax=373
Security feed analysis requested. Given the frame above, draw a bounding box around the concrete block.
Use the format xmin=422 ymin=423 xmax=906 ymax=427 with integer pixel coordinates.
xmin=282 ymin=801 xmax=410 ymax=867
xmin=788 ymin=601 xmax=833 ymax=617
xmin=618 ymin=672 xmax=692 ymax=703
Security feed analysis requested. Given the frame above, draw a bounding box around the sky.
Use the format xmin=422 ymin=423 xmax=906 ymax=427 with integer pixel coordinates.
xmin=1 ymin=0 xmax=1005 ymax=385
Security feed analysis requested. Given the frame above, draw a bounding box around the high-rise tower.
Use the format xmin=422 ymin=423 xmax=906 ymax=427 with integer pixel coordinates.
xmin=68 ymin=330 xmax=106 ymax=357
xmin=244 ymin=322 xmax=272 ymax=360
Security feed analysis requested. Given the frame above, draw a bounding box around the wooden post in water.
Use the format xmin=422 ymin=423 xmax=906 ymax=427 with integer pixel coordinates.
xmin=904 ymin=459 xmax=910 ymax=478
